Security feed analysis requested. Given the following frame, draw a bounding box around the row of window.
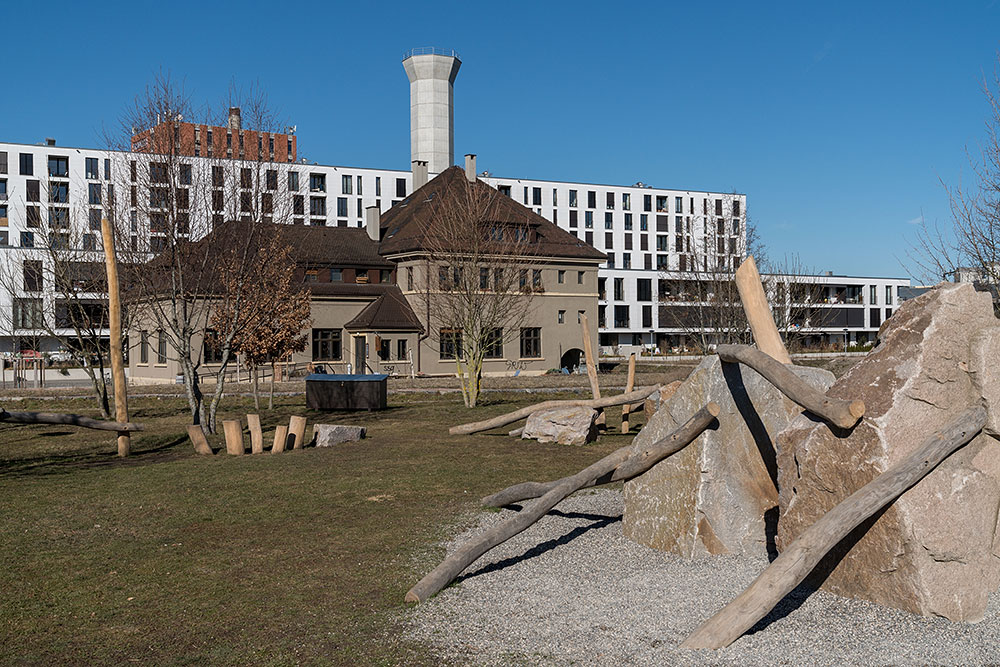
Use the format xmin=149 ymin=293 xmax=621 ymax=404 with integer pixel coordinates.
xmin=496 ymin=183 xmax=741 ymax=217
xmin=596 ymin=304 xmax=655 ymax=330
xmin=439 ymin=327 xmax=542 ymax=360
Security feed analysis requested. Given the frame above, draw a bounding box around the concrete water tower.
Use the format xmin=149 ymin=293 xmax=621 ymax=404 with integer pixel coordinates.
xmin=402 ymin=47 xmax=461 ymax=175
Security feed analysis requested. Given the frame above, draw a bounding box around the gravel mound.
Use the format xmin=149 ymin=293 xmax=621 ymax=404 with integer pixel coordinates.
xmin=405 ymin=490 xmax=1000 ymax=665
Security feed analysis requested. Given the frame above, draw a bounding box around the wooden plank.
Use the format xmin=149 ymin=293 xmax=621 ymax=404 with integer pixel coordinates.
xmin=222 ymin=419 xmax=244 ymax=455
xmin=100 ymin=216 xmax=131 ymax=457
xmin=247 ymin=414 xmax=264 ymax=454
xmin=716 ymin=344 xmax=864 ymax=429
xmin=621 ymin=353 xmax=636 ymax=433
xmin=680 ymin=405 xmax=986 ymax=650
xmin=734 ymin=256 xmax=792 ymax=365
xmin=580 ymin=314 xmax=604 ymax=427
xmin=271 ymin=425 xmax=289 ymax=454
xmin=410 ymin=403 xmax=719 ymax=603
xmin=289 ymin=416 xmax=307 ymax=450
xmin=0 ymin=410 xmax=144 ymax=432
xmin=449 ymin=385 xmax=659 ymax=436
xmin=187 ymin=425 xmax=213 ymax=455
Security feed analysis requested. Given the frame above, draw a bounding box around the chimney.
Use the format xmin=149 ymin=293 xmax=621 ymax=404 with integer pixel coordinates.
xmin=45 ymin=138 xmax=56 ymax=146
xmin=464 ymin=154 xmax=477 ymax=183
xmin=365 ymin=205 xmax=381 ymax=242
xmin=411 ymin=160 xmax=428 ymax=190
xmin=228 ymin=107 xmax=242 ymax=132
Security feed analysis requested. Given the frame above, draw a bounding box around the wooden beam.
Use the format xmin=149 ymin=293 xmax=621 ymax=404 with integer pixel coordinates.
xmin=680 ymin=405 xmax=986 ymax=650
xmin=483 ymin=403 xmax=720 ymax=507
xmin=271 ymin=425 xmax=289 ymax=454
xmin=187 ymin=425 xmax=213 ymax=455
xmin=411 ymin=403 xmax=719 ymax=603
xmin=715 ymin=344 xmax=864 ymax=429
xmin=288 ymin=416 xmax=307 ymax=450
xmin=100 ymin=217 xmax=131 ymax=457
xmin=247 ymin=414 xmax=264 ymax=454
xmin=0 ymin=410 xmax=144 ymax=432
xmin=621 ymin=353 xmax=636 ymax=433
xmin=580 ymin=314 xmax=604 ymax=427
xmin=449 ymin=385 xmax=659 ymax=436
xmin=222 ymin=419 xmax=244 ymax=455
xmin=734 ymin=256 xmax=792 ymax=364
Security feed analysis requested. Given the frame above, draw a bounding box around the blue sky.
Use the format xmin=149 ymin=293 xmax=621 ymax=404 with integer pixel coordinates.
xmin=4 ymin=0 xmax=999 ymax=280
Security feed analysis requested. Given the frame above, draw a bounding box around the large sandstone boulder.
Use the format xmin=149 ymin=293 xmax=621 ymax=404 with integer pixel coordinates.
xmin=623 ymin=356 xmax=834 ymax=558
xmin=522 ymin=406 xmax=598 ymax=445
xmin=777 ymin=283 xmax=1000 ymax=622
xmin=313 ymin=424 xmax=366 ymax=447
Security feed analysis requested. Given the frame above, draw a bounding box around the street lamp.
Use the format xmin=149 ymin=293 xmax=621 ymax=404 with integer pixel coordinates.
xmin=843 ymin=328 xmax=849 ymax=353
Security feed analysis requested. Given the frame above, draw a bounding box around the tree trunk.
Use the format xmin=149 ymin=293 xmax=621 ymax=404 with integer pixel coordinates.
xmin=251 ymin=363 xmax=260 ymax=411
xmin=680 ymin=405 xmax=987 ymax=650
xmin=207 ymin=370 xmax=227 ymax=434
xmin=269 ymin=360 xmax=276 ymax=410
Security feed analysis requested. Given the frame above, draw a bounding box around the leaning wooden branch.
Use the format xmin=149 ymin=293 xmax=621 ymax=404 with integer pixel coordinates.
xmin=483 ymin=403 xmax=721 ymax=508
xmin=449 ymin=385 xmax=660 ymax=436
xmin=0 ymin=409 xmax=145 ymax=432
xmin=715 ymin=344 xmax=865 ymax=429
xmin=680 ymin=404 xmax=987 ymax=650
xmin=409 ymin=404 xmax=719 ymax=603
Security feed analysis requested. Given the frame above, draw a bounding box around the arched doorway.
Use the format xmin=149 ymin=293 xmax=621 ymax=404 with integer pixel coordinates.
xmin=560 ymin=348 xmax=583 ymax=371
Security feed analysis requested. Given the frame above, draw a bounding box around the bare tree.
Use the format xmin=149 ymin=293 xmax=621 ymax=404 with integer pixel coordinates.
xmin=106 ymin=73 xmax=296 ymax=432
xmin=417 ymin=178 xmax=539 ymax=408
xmin=909 ymin=54 xmax=1000 ymax=292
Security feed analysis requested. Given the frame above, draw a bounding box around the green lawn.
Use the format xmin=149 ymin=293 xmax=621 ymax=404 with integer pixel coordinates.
xmin=0 ymin=391 xmax=641 ymax=665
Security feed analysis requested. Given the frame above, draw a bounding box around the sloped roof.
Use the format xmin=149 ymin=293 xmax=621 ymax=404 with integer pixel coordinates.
xmin=275 ymin=224 xmax=394 ymax=268
xmin=344 ymin=286 xmax=423 ymax=332
xmin=377 ymin=166 xmax=606 ymax=261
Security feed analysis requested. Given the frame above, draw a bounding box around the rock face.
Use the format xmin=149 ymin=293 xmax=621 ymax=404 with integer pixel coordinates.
xmin=314 ymin=424 xmax=366 ymax=447
xmin=643 ymin=381 xmax=683 ymax=420
xmin=522 ymin=406 xmax=598 ymax=445
xmin=623 ymin=356 xmax=834 ymax=558
xmin=777 ymin=283 xmax=1000 ymax=622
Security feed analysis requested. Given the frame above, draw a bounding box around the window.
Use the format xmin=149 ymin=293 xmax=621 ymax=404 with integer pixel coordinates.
xmin=337 ymin=197 xmax=348 ymax=217
xmin=605 ymin=232 xmax=614 ymax=248
xmin=558 ymin=310 xmax=565 ymax=324
xmin=356 ymin=175 xmax=363 ymax=195
xmin=0 ymin=231 xmax=7 ymax=246
xmin=86 ymin=157 xmax=99 ymax=179
xmin=577 ymin=310 xmax=585 ymax=324
xmin=49 ymin=182 xmax=69 ymax=203
xmin=622 ymin=193 xmax=631 ymax=210
xmin=356 ymin=269 xmax=369 ymax=283
xmin=598 ymin=305 xmax=606 ymax=328
xmin=497 ymin=184 xmax=511 ymax=197
xmin=380 ymin=269 xmax=392 ymax=284
xmin=288 ymin=171 xmax=299 ymax=191
xmin=637 ymin=278 xmax=652 ymax=301
xmin=656 ymin=195 xmax=667 ymax=212
xmin=86 ymin=209 xmax=101 ymax=230
xmin=201 ymin=330 xmax=225 ymax=364
xmin=614 ymin=278 xmax=624 ymax=301
xmin=643 ymin=194 xmax=652 ymax=212
xmin=578 ymin=270 xmax=585 ymax=285
xmin=607 ymin=253 xmax=615 ymax=269
xmin=569 ymin=210 xmax=578 ymax=228
xmin=587 ymin=191 xmax=596 ymax=208
xmin=440 ymin=329 xmax=463 ymax=359
xmin=569 ymin=189 xmax=578 ymax=207
xmin=406 ymin=267 xmax=413 ymax=290
xmin=375 ymin=176 xmax=381 ymax=196
xmin=87 ymin=183 xmax=101 ymax=205
xmin=310 ymin=196 xmax=326 ymax=216
xmin=598 ymin=277 xmax=606 ymax=300
xmin=557 ymin=270 xmax=565 ymax=284
xmin=396 ymin=178 xmax=406 ymax=198
xmin=614 ymin=305 xmax=630 ymax=328
xmin=552 ymin=188 xmax=558 ymax=205
xmin=642 ymin=305 xmax=653 ymax=328
xmin=606 ymin=191 xmax=615 ymax=209
xmin=733 ymin=200 xmax=741 ymax=216
xmin=14 ymin=298 xmax=44 ymax=329
xmin=155 ymin=331 xmax=167 ymax=364
xmin=397 ymin=339 xmax=408 ymax=360
xmin=624 ymin=213 xmax=633 ymax=230
xmin=585 ymin=211 xmax=594 ymax=228
xmin=604 ymin=212 xmax=613 ymax=229
xmin=48 ymin=156 xmax=68 ymax=177
xmin=312 ymin=328 xmax=342 ymax=361
xmin=870 ymin=308 xmax=881 ymax=328
xmin=484 ymin=328 xmax=503 ymax=359
xmin=885 ymin=286 xmax=893 ymax=305
xmin=82 ymin=234 xmax=97 ymax=251
xmin=49 ymin=207 xmax=69 ymax=228
xmin=0 ymin=151 xmax=6 ymax=174
xmin=870 ymin=285 xmax=878 ymax=305
xmin=532 ymin=269 xmax=542 ymax=290
xmin=342 ymin=174 xmax=353 ymax=194
xmin=585 ymin=231 xmax=593 ymax=245
xmin=19 ymin=153 xmax=33 ymax=176
xmin=310 ymin=173 xmax=326 ymax=192
xmin=519 ymin=327 xmax=541 ymax=358
xmin=23 ymin=260 xmax=43 ymax=292
xmin=479 ymin=267 xmax=489 ymax=290
xmin=715 ymin=199 xmax=723 ymax=215
xmin=532 ymin=187 xmax=541 ymax=206
xmin=20 ymin=231 xmax=34 ymax=247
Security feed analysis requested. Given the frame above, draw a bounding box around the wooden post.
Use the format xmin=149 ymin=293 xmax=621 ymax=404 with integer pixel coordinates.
xmin=247 ymin=414 xmax=264 ymax=454
xmin=621 ymin=353 xmax=636 ymax=433
xmin=100 ymin=216 xmax=131 ymax=457
xmin=734 ymin=256 xmax=792 ymax=365
xmin=288 ymin=416 xmax=307 ymax=450
xmin=680 ymin=405 xmax=986 ymax=650
xmin=222 ymin=419 xmax=244 ymax=455
xmin=187 ymin=425 xmax=213 ymax=455
xmin=580 ymin=314 xmax=604 ymax=427
xmin=271 ymin=425 xmax=289 ymax=454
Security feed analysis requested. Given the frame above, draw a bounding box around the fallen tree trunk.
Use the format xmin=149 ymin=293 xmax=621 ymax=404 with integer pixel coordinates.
xmin=408 ymin=404 xmax=719 ymax=603
xmin=449 ymin=385 xmax=660 ymax=436
xmin=483 ymin=403 xmax=720 ymax=507
xmin=0 ymin=409 xmax=144 ymax=432
xmin=680 ymin=404 xmax=987 ymax=650
xmin=715 ymin=344 xmax=864 ymax=429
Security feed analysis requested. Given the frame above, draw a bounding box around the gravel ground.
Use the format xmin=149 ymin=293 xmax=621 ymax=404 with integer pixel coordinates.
xmin=405 ymin=490 xmax=1000 ymax=666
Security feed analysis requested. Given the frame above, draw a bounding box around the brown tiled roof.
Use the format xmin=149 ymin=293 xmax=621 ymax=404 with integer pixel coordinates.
xmin=344 ymin=286 xmax=423 ymax=332
xmin=307 ymin=282 xmax=401 ymax=298
xmin=377 ymin=166 xmax=606 ymax=261
xmin=274 ymin=224 xmax=394 ymax=269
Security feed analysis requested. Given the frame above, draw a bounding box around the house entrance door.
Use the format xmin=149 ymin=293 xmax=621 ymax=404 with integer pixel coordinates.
xmin=354 ymin=336 xmax=367 ymax=375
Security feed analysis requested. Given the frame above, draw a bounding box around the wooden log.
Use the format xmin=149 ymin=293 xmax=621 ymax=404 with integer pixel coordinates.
xmin=621 ymin=353 xmax=636 ymax=433
xmin=247 ymin=414 xmax=264 ymax=454
xmin=412 ymin=404 xmax=719 ymax=603
xmin=715 ymin=344 xmax=864 ymax=429
xmin=734 ymin=256 xmax=792 ymax=365
xmin=222 ymin=419 xmax=244 ymax=455
xmin=580 ymin=314 xmax=604 ymax=427
xmin=0 ymin=409 xmax=144 ymax=432
xmin=100 ymin=216 xmax=131 ymax=457
xmin=483 ymin=403 xmax=720 ymax=507
xmin=450 ymin=385 xmax=659 ymax=436
xmin=187 ymin=425 xmax=213 ymax=455
xmin=680 ymin=405 xmax=987 ymax=650
xmin=271 ymin=425 xmax=289 ymax=454
xmin=288 ymin=416 xmax=307 ymax=450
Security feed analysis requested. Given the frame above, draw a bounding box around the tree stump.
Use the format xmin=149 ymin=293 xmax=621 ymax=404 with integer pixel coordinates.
xmin=289 ymin=416 xmax=307 ymax=450
xmin=272 ymin=425 xmax=289 ymax=454
xmin=247 ymin=414 xmax=264 ymax=454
